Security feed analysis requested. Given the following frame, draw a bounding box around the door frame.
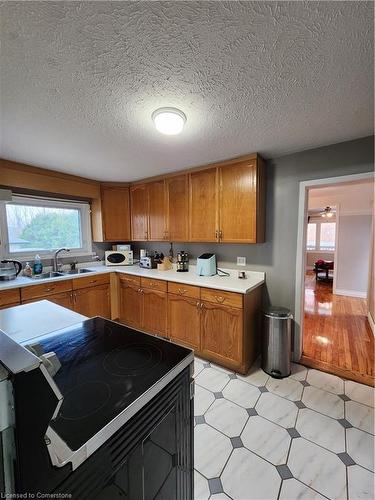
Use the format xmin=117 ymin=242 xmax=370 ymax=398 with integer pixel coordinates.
xmin=294 ymin=171 xmax=374 ymax=361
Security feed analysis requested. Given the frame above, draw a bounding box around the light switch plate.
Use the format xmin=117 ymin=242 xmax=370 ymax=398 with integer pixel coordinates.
xmin=237 ymin=257 xmax=246 ymax=266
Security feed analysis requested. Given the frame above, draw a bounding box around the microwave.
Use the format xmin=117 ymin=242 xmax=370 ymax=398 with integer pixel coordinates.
xmin=105 ymin=250 xmax=133 ymax=266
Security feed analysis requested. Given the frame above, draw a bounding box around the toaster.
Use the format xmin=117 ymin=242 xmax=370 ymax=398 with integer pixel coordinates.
xmin=196 ymin=253 xmax=217 ymax=276
xmin=139 ymin=256 xmax=157 ymax=269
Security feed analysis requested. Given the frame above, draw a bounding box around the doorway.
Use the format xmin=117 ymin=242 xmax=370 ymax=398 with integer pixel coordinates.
xmin=294 ymin=173 xmax=374 ymax=386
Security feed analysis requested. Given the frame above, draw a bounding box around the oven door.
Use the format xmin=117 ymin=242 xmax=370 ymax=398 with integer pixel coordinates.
xmin=52 ymin=367 xmax=193 ymax=500
xmin=93 ymin=406 xmax=182 ymax=500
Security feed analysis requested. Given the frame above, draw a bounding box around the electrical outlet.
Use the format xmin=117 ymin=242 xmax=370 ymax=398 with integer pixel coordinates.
xmin=237 ymin=257 xmax=246 ymax=266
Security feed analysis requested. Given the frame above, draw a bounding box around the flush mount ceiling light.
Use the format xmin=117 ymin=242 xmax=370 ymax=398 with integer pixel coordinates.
xmin=152 ymin=107 xmax=186 ymax=135
xmin=320 ymin=206 xmax=335 ymax=218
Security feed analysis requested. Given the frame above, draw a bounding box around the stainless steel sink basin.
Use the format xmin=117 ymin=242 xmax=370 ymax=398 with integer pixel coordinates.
xmin=61 ymin=268 xmax=93 ymax=275
xmin=27 ymin=272 xmax=64 ymax=280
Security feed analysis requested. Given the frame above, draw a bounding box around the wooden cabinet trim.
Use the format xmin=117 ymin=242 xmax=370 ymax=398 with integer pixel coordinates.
xmin=140 ymin=277 xmax=167 ymax=292
xmin=200 ymin=288 xmax=243 ymax=309
xmin=118 ymin=273 xmax=141 ymax=286
xmin=72 ymin=273 xmax=110 ymax=290
xmin=21 ymin=280 xmax=72 ymax=301
xmin=167 ymin=282 xmax=200 ymax=299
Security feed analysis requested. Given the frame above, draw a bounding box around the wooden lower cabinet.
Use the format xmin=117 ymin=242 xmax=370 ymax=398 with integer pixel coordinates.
xmin=23 ymin=291 xmax=74 ymax=310
xmin=142 ymin=288 xmax=167 ymax=337
xmin=0 ymin=302 xmax=20 ymax=310
xmin=119 ymin=278 xmax=167 ymax=337
xmin=74 ymin=284 xmax=111 ymax=318
xmin=119 ymin=282 xmax=142 ymax=328
xmin=200 ymin=301 xmax=243 ymax=369
xmin=168 ymin=294 xmax=200 ymax=350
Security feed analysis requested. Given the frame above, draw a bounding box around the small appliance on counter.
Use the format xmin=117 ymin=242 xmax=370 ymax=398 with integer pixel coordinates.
xmin=176 ymin=251 xmax=189 ymax=272
xmin=139 ymin=254 xmax=157 ymax=269
xmin=0 ymin=259 xmax=22 ymax=281
xmin=196 ymin=253 xmax=217 ymax=276
xmin=105 ymin=250 xmax=133 ymax=266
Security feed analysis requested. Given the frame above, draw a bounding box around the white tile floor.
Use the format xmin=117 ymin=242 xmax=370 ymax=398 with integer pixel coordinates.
xmin=193 ymin=358 xmax=375 ymax=500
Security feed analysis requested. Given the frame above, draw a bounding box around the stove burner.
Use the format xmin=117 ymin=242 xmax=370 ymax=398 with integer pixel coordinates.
xmin=60 ymin=381 xmax=111 ymax=420
xmin=103 ymin=344 xmax=163 ymax=377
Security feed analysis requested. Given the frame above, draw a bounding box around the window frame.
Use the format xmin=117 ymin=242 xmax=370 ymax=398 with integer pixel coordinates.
xmin=0 ymin=194 xmax=93 ymax=261
xmin=306 ymin=218 xmax=336 ymax=252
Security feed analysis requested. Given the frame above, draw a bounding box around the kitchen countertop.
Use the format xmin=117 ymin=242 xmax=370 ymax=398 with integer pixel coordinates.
xmin=0 ymin=300 xmax=87 ymax=343
xmin=0 ymin=264 xmax=265 ymax=294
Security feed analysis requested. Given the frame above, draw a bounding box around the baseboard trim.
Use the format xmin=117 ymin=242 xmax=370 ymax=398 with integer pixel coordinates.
xmin=334 ymin=289 xmax=367 ymax=299
xmin=368 ymin=312 xmax=375 ymax=337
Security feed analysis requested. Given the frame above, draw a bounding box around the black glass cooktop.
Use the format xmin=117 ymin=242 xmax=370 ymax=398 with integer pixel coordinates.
xmin=28 ymin=317 xmax=192 ymax=451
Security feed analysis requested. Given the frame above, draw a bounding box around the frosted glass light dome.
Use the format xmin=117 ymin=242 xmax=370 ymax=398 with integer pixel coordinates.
xmin=152 ymin=107 xmax=186 ymax=135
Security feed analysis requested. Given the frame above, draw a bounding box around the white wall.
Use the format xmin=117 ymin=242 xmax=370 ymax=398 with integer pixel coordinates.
xmin=335 ymin=214 xmax=372 ymax=297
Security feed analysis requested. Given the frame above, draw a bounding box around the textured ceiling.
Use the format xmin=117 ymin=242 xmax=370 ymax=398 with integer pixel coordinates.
xmin=0 ymin=1 xmax=373 ymax=181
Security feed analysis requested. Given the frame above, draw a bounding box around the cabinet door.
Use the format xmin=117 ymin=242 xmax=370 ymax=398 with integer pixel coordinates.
xmin=189 ymin=168 xmax=218 ymax=242
xmin=101 ymin=187 xmax=130 ymax=241
xmin=166 ymin=175 xmax=188 ymax=241
xmin=168 ymin=294 xmax=200 ymax=350
xmin=22 ymin=291 xmax=74 ymax=310
xmin=119 ymin=282 xmax=142 ymax=328
xmin=74 ymin=284 xmax=111 ymax=318
xmin=219 ymin=162 xmax=257 ymax=243
xmin=200 ymin=301 xmax=243 ymax=367
xmin=130 ymin=185 xmax=149 ymax=241
xmin=142 ymin=288 xmax=167 ymax=337
xmin=148 ymin=180 xmax=167 ymax=241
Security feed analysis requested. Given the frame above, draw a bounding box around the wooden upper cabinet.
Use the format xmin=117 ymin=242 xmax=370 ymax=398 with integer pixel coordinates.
xmin=130 ymin=184 xmax=149 ymax=241
xmin=219 ymin=161 xmax=259 ymax=243
xmin=189 ymin=168 xmax=218 ymax=242
xmin=148 ymin=180 xmax=167 ymax=241
xmin=166 ymin=175 xmax=188 ymax=242
xmin=101 ymin=187 xmax=130 ymax=241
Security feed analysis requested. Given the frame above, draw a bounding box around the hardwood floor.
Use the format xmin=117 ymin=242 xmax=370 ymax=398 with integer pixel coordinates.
xmin=302 ymin=272 xmax=374 ymax=387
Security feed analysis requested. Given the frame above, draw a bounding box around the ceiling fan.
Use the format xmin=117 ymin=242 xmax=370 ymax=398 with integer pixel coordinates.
xmin=320 ymin=206 xmax=335 ymax=218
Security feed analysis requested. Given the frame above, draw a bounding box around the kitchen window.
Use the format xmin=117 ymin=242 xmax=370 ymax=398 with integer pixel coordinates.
xmin=306 ymin=220 xmax=336 ymax=252
xmin=0 ymin=195 xmax=92 ymax=259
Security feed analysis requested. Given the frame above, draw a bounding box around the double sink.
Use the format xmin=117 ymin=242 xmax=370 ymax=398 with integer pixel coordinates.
xmin=27 ymin=269 xmax=93 ymax=280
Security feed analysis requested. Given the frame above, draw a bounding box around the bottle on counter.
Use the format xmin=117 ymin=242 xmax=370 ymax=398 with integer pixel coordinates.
xmin=23 ymin=262 xmax=32 ymax=277
xmin=33 ymin=254 xmax=43 ymax=275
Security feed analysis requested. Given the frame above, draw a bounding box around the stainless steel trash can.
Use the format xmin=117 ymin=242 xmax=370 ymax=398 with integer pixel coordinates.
xmin=262 ymin=306 xmax=292 ymax=378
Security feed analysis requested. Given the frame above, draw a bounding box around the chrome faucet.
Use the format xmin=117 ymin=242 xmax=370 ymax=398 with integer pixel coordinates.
xmin=53 ymin=248 xmax=70 ymax=272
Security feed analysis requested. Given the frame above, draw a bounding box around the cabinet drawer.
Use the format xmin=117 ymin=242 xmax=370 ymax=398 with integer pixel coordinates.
xmin=21 ymin=280 xmax=72 ymax=301
xmin=168 ymin=282 xmax=200 ymax=299
xmin=201 ymin=288 xmax=243 ymax=309
xmin=141 ymin=277 xmax=167 ymax=292
xmin=72 ymin=273 xmax=110 ymax=290
xmin=0 ymin=288 xmax=20 ymax=307
xmin=118 ymin=273 xmax=141 ymax=287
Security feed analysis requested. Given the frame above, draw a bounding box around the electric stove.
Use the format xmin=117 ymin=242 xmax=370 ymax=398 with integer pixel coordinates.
xmin=0 ymin=317 xmax=194 ymax=498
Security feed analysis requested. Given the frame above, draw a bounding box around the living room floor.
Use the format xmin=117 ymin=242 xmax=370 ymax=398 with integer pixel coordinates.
xmin=193 ymin=357 xmax=374 ymax=500
xmin=302 ymin=272 xmax=374 ymax=386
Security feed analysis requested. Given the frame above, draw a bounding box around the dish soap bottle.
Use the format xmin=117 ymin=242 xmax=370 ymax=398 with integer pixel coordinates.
xmin=33 ymin=254 xmax=43 ymax=275
xmin=23 ymin=262 xmax=32 ymax=277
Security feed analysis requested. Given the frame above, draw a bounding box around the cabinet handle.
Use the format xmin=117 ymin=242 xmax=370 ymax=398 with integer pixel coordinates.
xmin=45 ymin=287 xmax=55 ymax=292
xmin=200 ymin=302 xmax=204 ymax=310
xmin=138 ymin=288 xmax=144 ymax=294
xmin=215 ymin=230 xmax=219 ymax=241
xmin=145 ymin=231 xmax=148 ymax=239
xmin=215 ymin=296 xmax=225 ymax=303
xmin=219 ymin=230 xmax=223 ymax=240
xmin=89 ymin=280 xmax=97 ymax=284
xmin=196 ymin=301 xmax=201 ymax=311
xmin=178 ymin=288 xmax=188 ymax=295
